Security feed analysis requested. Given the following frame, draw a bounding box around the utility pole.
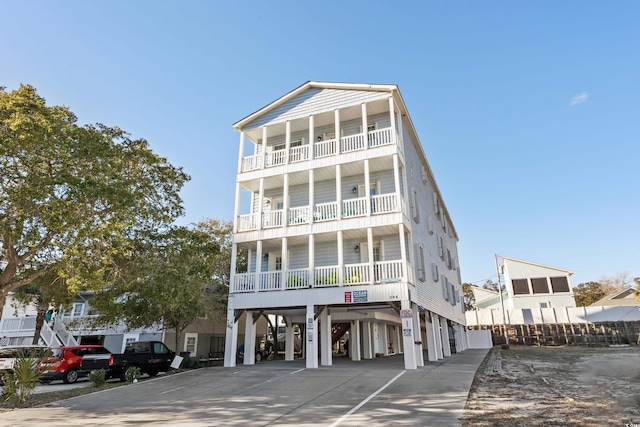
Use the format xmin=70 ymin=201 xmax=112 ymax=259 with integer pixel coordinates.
xmin=494 ymin=254 xmax=510 ymax=349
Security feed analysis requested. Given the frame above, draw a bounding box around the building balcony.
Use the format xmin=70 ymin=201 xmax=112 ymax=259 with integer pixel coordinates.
xmin=240 ymin=127 xmax=397 ymax=173
xmin=231 ymin=259 xmax=412 ymax=293
xmin=237 ymin=193 xmax=403 ymax=232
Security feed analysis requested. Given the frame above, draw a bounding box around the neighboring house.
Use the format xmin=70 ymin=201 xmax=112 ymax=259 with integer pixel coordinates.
xmin=0 ymin=292 xmax=162 ymax=352
xmin=590 ymin=288 xmax=640 ymax=307
xmin=224 ymin=81 xmax=468 ymax=370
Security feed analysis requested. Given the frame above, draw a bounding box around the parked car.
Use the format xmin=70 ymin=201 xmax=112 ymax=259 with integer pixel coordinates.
xmin=81 ymin=341 xmax=175 ymax=381
xmin=0 ymin=346 xmax=51 ymax=385
xmin=38 ymin=345 xmax=111 ymax=384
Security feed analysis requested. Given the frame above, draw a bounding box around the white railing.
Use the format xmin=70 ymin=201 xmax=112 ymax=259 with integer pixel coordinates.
xmin=263 ymin=209 xmax=284 ymax=228
xmin=288 ymin=206 xmax=309 ymax=225
xmin=313 ymin=265 xmax=339 ymax=287
xmin=374 ymin=260 xmax=403 ymax=283
xmin=237 ymin=213 xmax=259 ymax=232
xmin=39 ymin=322 xmax=62 ymax=347
xmin=314 ymin=139 xmax=337 ymax=158
xmin=368 ymin=128 xmax=393 ymax=147
xmin=286 ymin=268 xmax=310 ymax=289
xmin=52 ymin=315 xmax=78 ymax=346
xmin=241 ymin=155 xmax=262 ymax=172
xmin=344 ymin=263 xmax=370 ymax=285
xmin=259 ymin=271 xmax=282 ymax=291
xmin=371 ymin=193 xmax=398 ymax=214
xmin=341 ymin=133 xmax=365 ymax=152
xmin=313 ymin=202 xmax=338 ymax=222
xmin=289 ymin=145 xmax=310 ymax=163
xmin=233 ymin=273 xmax=256 ymax=293
xmin=343 ymin=197 xmax=367 ymax=218
xmin=0 ymin=317 xmax=36 ymax=333
xmin=266 ymin=149 xmax=286 ymax=167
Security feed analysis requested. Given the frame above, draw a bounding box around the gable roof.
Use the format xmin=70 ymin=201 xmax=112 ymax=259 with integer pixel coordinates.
xmin=590 ymin=288 xmax=639 ymax=307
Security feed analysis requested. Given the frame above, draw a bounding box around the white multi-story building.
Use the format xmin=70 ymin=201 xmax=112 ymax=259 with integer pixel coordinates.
xmin=224 ymin=82 xmax=467 ymax=370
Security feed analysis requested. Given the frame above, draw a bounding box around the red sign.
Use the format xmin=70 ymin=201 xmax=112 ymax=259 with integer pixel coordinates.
xmin=344 ymin=292 xmax=352 ymax=303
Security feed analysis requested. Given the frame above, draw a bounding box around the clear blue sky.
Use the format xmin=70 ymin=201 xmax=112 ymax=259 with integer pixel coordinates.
xmin=2 ymin=1 xmax=638 ymax=288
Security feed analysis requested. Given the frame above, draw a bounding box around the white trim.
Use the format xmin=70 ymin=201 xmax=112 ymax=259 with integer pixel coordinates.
xmin=184 ymin=333 xmax=198 ymax=357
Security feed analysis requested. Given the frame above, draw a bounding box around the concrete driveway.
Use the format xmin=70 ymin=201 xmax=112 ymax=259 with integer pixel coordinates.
xmin=0 ymin=349 xmax=488 ymax=426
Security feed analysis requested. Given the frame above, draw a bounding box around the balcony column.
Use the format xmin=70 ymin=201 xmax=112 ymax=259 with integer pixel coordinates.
xmin=397 ymin=102 xmax=404 ymax=146
xmin=284 ymin=319 xmax=295 ymax=361
xmin=335 ymin=164 xmax=342 ymax=220
xmin=223 ymin=308 xmax=238 ymax=367
xmin=364 ymin=159 xmax=371 ymax=216
xmin=400 ymin=300 xmax=417 ymax=370
xmin=306 ymin=305 xmax=319 ymax=368
xmin=258 ymin=178 xmax=264 ymax=230
xmin=424 ymin=311 xmax=438 ymax=361
xmin=367 ymin=227 xmax=374 ymax=285
xmin=255 ymin=240 xmax=263 ymax=293
xmin=320 ymin=309 xmax=332 ymax=366
xmin=393 ymin=154 xmax=401 ymax=200
xmin=281 ymin=237 xmax=288 ymax=290
xmin=309 ymin=169 xmax=314 ymax=225
xmin=413 ymin=306 xmax=424 ymax=367
xmin=308 ymin=234 xmax=315 ymax=286
xmin=230 ymin=243 xmax=238 ymax=292
xmin=441 ymin=317 xmax=451 ymax=357
xmin=361 ymin=103 xmax=368 ymax=149
xmin=335 ymin=109 xmax=341 ymax=155
xmin=337 ymin=230 xmax=344 ymax=284
xmin=285 ymin=120 xmax=291 ymax=165
xmin=283 ymin=173 xmax=289 ymax=228
xmin=398 ymin=223 xmax=407 ymax=281
xmin=261 ymin=126 xmax=268 ymax=169
xmin=401 ymin=162 xmax=410 ymax=210
xmin=233 ymin=182 xmax=241 ymax=233
xmin=350 ymin=320 xmax=361 ymax=361
xmin=389 ymin=96 xmax=397 ymax=144
xmin=308 ymin=115 xmax=315 ymax=160
xmin=237 ymin=131 xmax=246 ymax=173
xmin=243 ymin=311 xmax=256 ymax=365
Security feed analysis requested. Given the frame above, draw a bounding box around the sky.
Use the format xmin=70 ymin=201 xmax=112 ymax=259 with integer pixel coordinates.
xmin=2 ymin=1 xmax=638 ymax=288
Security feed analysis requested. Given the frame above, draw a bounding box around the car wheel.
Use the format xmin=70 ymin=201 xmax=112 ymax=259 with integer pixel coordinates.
xmin=63 ymin=369 xmax=78 ymax=384
xmin=120 ymin=366 xmax=137 ymax=382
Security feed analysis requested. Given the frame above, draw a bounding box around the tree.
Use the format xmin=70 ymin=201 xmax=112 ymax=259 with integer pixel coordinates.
xmin=461 ymin=283 xmax=476 ymax=311
xmin=91 ymin=220 xmax=242 ymax=352
xmin=573 ymin=281 xmax=607 ymax=307
xmin=0 ymin=84 xmax=189 ymax=318
xmin=482 ymin=279 xmax=505 ymax=293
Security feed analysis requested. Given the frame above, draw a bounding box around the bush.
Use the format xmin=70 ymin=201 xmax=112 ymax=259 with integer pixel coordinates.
xmin=88 ymin=369 xmax=107 ymax=387
xmin=1 ymin=349 xmax=45 ymax=403
xmin=124 ymin=366 xmax=141 ymax=383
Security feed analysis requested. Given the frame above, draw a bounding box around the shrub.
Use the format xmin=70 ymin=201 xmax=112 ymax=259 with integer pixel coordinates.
xmin=124 ymin=366 xmax=141 ymax=383
xmin=88 ymin=369 xmax=107 ymax=387
xmin=1 ymin=349 xmax=45 ymax=403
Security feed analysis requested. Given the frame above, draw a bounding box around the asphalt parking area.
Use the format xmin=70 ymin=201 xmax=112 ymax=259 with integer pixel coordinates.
xmin=0 ymin=349 xmax=488 ymax=426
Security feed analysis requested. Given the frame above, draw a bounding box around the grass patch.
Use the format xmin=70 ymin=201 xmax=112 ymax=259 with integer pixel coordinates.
xmin=0 ymin=382 xmax=123 ymax=410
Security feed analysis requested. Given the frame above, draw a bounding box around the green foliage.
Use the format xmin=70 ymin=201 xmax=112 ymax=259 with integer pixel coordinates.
xmin=88 ymin=369 xmax=107 ymax=387
xmin=461 ymin=283 xmax=476 ymax=311
xmin=0 ymin=84 xmax=189 ymax=316
xmin=573 ymin=281 xmax=607 ymax=307
xmin=0 ymin=349 xmax=47 ymax=403
xmin=124 ymin=366 xmax=141 ymax=383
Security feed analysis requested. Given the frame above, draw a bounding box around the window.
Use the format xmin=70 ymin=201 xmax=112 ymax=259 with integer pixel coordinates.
xmin=512 ymin=279 xmax=530 ymax=295
xmin=72 ymin=303 xmax=84 ymax=317
xmin=438 ymin=236 xmax=444 ymax=260
xmin=416 ymin=245 xmax=426 ymax=281
xmin=184 ymin=333 xmax=198 ymax=357
xmin=125 ymin=337 xmax=137 ymax=346
xmin=442 ymin=277 xmax=449 ymax=301
xmin=153 ymin=342 xmax=170 ymax=355
xmin=323 ymin=131 xmax=336 ymax=140
xmin=273 ymin=139 xmax=303 ymax=151
xmin=531 ymin=278 xmax=549 ymax=294
xmin=539 ymin=302 xmax=551 ymax=308
xmin=446 ymin=249 xmax=452 ymax=270
xmin=550 ymin=276 xmax=570 ymax=293
xmin=432 ymin=263 xmax=439 ymax=282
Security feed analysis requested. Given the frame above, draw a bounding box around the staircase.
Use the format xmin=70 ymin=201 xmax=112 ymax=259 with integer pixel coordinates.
xmin=39 ymin=315 xmax=79 ymax=347
xmin=332 ymin=323 xmax=350 ymax=345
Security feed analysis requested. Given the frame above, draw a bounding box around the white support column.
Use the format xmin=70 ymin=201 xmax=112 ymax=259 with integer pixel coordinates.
xmin=237 ymin=131 xmax=246 ymax=173
xmin=285 ymin=321 xmax=295 ymax=361
xmin=261 ymin=126 xmax=268 ymax=169
xmin=392 ymin=154 xmax=401 ymax=199
xmin=412 ymin=305 xmax=424 ymax=367
xmin=230 ymin=243 xmax=238 ymax=293
xmin=233 ymin=182 xmax=241 ymax=233
xmin=223 ymin=308 xmax=238 ymax=367
xmin=337 ymin=230 xmax=344 ymax=284
xmin=397 ymin=99 xmax=404 ymax=146
xmin=255 ymin=240 xmax=262 ymax=293
xmin=424 ymin=311 xmax=438 ymax=362
xmin=432 ymin=313 xmax=443 ymax=359
xmin=361 ymin=103 xmax=368 ymax=149
xmin=389 ymin=97 xmax=397 ymax=144
xmin=367 ymin=227 xmax=374 ymax=285
xmin=281 ymin=237 xmax=288 ymax=290
xmin=364 ymin=159 xmax=371 ymax=216
xmin=308 ymin=115 xmax=315 ymax=160
xmin=320 ymin=309 xmax=332 ymax=366
xmin=285 ymin=120 xmax=291 ymax=165
xmin=382 ymin=324 xmax=389 ymax=356
xmin=306 ymin=305 xmax=318 ymax=368
xmin=309 ymin=234 xmax=315 ymax=286
xmin=283 ymin=173 xmax=289 ymax=228
xmin=335 ymin=109 xmax=341 ymax=155
xmin=371 ymin=323 xmax=380 ymax=357
xmin=400 ymin=300 xmax=418 ymax=369
xmin=335 ymin=164 xmax=342 ymax=220
xmin=441 ymin=317 xmax=451 ymax=357
xmin=244 ymin=311 xmax=256 ymax=365
xmin=309 ymin=169 xmax=314 ymax=225
xmin=401 ymin=158 xmax=409 ymax=204
xmin=396 ymin=325 xmax=402 ymax=354
xmin=362 ymin=321 xmax=372 ymax=359
xmin=350 ymin=320 xmax=361 ymax=361
xmin=258 ymin=178 xmax=265 ymax=230
xmin=398 ymin=224 xmax=407 ymax=281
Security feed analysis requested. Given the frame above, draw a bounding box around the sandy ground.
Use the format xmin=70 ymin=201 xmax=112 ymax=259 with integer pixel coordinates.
xmin=461 ymin=346 xmax=640 ymax=427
